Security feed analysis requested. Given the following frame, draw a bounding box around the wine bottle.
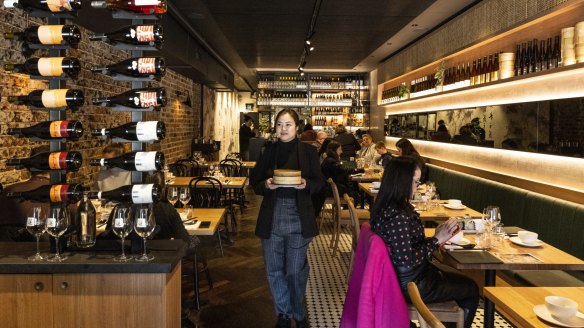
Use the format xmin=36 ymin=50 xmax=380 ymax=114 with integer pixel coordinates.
xmin=89 ymin=151 xmax=165 ymax=172
xmin=519 ymin=43 xmax=527 ymax=76
xmin=3 ymin=0 xmax=81 ymax=12
xmin=545 ymin=37 xmax=553 ymax=70
xmin=485 ymin=55 xmax=492 ymax=83
xmin=5 ymin=184 xmax=83 ymax=204
xmin=91 ymin=121 xmax=166 ymax=142
xmin=92 ymin=87 xmax=166 ymax=109
xmin=6 ymin=151 xmax=83 ymax=171
xmin=476 ymin=58 xmax=482 ymax=84
xmin=470 ymin=60 xmax=476 ymax=86
xmin=90 ymin=57 xmax=165 ymax=80
xmin=89 ymin=24 xmax=163 ymax=49
xmin=552 ymin=35 xmax=561 ymax=69
xmin=87 ymin=184 xmax=163 ymax=204
xmin=529 ymin=39 xmax=538 ymax=74
xmin=3 ymin=57 xmax=80 ymax=79
xmin=524 ymin=41 xmax=533 ymax=75
xmin=7 ymin=120 xmax=83 ymax=140
xmin=514 ymin=44 xmax=521 ymax=76
xmin=71 ymin=193 xmax=96 ymax=248
xmin=90 ymin=0 xmax=166 ymax=14
xmin=537 ymin=40 xmax=546 ymax=72
xmin=7 ymin=89 xmax=84 ymax=110
xmin=3 ymin=25 xmax=81 ymax=47
xmin=492 ymin=53 xmax=499 ymax=81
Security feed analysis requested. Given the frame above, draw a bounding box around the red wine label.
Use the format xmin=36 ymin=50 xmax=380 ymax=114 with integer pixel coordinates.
xmin=49 ymin=184 xmax=69 ymax=203
xmin=48 ymin=152 xmax=68 ymax=170
xmin=47 ymin=0 xmax=73 ymax=12
xmin=136 ymin=58 xmax=156 ymax=74
xmin=135 ymin=25 xmax=155 ymax=42
xmin=49 ymin=121 xmax=70 ymax=138
xmin=38 ymin=57 xmax=64 ymax=77
xmin=42 ymin=89 xmax=68 ymax=108
xmin=136 ymin=121 xmax=159 ymax=141
xmin=138 ymin=91 xmax=158 ymax=107
xmin=131 ymin=184 xmax=154 ymax=204
xmin=38 ymin=25 xmax=64 ymax=45
xmin=134 ymin=152 xmax=157 ymax=171
xmin=134 ymin=0 xmax=160 ymax=5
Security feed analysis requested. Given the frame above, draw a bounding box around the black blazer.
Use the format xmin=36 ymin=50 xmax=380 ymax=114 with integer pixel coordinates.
xmin=250 ymin=140 xmax=324 ymax=239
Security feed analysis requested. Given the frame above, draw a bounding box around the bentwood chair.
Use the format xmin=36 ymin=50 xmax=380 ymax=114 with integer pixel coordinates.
xmin=176 ymin=159 xmax=201 ymax=177
xmin=188 ymin=176 xmax=225 ymax=256
xmin=219 ymin=158 xmax=245 ymax=224
xmin=407 ymin=282 xmax=464 ymax=328
xmin=343 ymin=193 xmax=361 ymax=282
xmin=169 ymin=162 xmax=189 ymax=177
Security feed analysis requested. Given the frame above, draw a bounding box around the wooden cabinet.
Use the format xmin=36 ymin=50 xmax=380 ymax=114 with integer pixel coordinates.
xmin=0 ymin=274 xmax=53 ymax=327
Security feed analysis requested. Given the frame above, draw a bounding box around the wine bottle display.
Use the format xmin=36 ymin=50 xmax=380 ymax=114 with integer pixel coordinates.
xmin=90 ymin=151 xmax=165 ymax=171
xmin=8 ymin=120 xmax=84 ymax=140
xmin=90 ymin=0 xmax=167 ymax=14
xmin=3 ymin=57 xmax=81 ymax=79
xmin=5 ymin=184 xmax=83 ymax=204
xmin=6 ymin=151 xmax=82 ymax=171
xmin=72 ymin=194 xmax=96 ymax=248
xmin=7 ymin=89 xmax=84 ymax=110
xmin=89 ymin=24 xmax=163 ymax=48
xmin=87 ymin=184 xmax=163 ymax=204
xmin=90 ymin=57 xmax=165 ymax=80
xmin=4 ymin=25 xmax=81 ymax=46
xmin=91 ymin=121 xmax=166 ymax=142
xmin=3 ymin=0 xmax=81 ymax=12
xmin=92 ymin=87 xmax=166 ymax=109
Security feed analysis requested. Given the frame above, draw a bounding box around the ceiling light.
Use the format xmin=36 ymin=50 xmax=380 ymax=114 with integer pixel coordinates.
xmin=300 ymin=71 xmax=305 ymax=77
xmin=305 ymin=39 xmax=311 ymax=45
xmin=298 ymin=66 xmax=304 ymax=72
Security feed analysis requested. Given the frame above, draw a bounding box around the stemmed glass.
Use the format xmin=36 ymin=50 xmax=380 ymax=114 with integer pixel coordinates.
xmin=111 ymin=205 xmax=133 ymax=262
xmin=45 ymin=206 xmax=70 ymax=262
xmin=26 ymin=207 xmax=46 ymax=261
xmin=179 ymin=187 xmax=191 ymax=207
xmin=134 ymin=205 xmax=156 ymax=262
xmin=167 ymin=186 xmax=178 ymax=207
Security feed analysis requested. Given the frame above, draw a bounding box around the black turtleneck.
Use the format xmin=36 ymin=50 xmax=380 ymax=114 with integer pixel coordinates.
xmin=276 ymin=138 xmax=299 ymax=198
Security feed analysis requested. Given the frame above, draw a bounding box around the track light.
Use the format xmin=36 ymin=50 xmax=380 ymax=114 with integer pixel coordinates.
xmin=300 ymin=71 xmax=305 ymax=77
xmin=305 ymin=39 xmax=311 ymax=46
xmin=298 ymin=66 xmax=304 ymax=72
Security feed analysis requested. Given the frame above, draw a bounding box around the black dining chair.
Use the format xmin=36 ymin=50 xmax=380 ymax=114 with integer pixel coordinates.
xmin=168 ymin=162 xmax=189 ymax=177
xmin=188 ymin=177 xmax=226 ymax=256
xmin=176 ymin=159 xmax=201 ymax=177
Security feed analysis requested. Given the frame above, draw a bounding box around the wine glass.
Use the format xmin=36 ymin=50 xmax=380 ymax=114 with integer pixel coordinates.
xmin=26 ymin=207 xmax=45 ymax=261
xmin=167 ymin=186 xmax=178 ymax=206
xmin=111 ymin=205 xmax=133 ymax=262
xmin=179 ymin=187 xmax=191 ymax=207
xmin=134 ymin=205 xmax=156 ymax=262
xmin=46 ymin=206 xmax=70 ymax=262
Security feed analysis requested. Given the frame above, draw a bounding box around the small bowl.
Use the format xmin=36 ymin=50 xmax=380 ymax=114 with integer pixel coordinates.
xmin=518 ymin=230 xmax=538 ymax=244
xmin=449 ymin=230 xmax=464 ymax=244
xmin=448 ymin=199 xmax=462 ymax=206
xmin=545 ymin=296 xmax=579 ymax=320
xmin=372 ymin=181 xmax=381 ymax=189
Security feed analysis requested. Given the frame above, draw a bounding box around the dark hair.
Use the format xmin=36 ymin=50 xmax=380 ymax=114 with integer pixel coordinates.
xmin=326 ymin=141 xmax=341 ymax=160
xmin=370 ymin=156 xmax=420 ymax=220
xmin=319 ymin=138 xmax=332 ymax=156
xmin=303 ymin=123 xmax=313 ymax=132
xmin=243 ymin=115 xmax=253 ymax=123
xmin=274 ymin=109 xmax=300 ymax=127
xmin=437 ymin=124 xmax=448 ymax=132
xmin=438 ymin=120 xmax=445 ymax=125
xmin=374 ymin=141 xmax=386 ymax=149
xmin=395 ymin=138 xmax=419 ymax=157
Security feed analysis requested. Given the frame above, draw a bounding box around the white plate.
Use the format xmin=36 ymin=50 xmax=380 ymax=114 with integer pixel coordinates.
xmin=443 ymin=204 xmax=467 ymax=210
xmin=510 ymin=236 xmax=544 ymax=248
xmin=533 ymin=304 xmax=584 ymax=327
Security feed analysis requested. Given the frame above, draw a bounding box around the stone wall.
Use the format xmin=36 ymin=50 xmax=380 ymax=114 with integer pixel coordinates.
xmin=0 ymin=8 xmax=201 ymax=187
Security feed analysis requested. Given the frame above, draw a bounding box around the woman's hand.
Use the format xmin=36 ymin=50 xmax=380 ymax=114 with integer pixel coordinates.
xmin=434 ymin=217 xmax=460 ymax=244
xmin=265 ymin=178 xmax=279 ymax=190
xmin=294 ymin=178 xmax=307 ymax=190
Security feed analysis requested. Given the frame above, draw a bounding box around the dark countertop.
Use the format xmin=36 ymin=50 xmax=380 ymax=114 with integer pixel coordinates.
xmin=0 ymin=239 xmax=186 ymax=274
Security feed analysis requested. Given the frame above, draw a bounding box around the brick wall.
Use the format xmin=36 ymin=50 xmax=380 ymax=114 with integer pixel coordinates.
xmin=0 ymin=9 xmax=201 ymax=187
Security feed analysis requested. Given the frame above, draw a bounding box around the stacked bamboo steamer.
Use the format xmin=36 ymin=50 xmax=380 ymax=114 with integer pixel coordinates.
xmin=561 ymin=27 xmax=576 ymax=66
xmin=575 ymin=21 xmax=584 ymax=63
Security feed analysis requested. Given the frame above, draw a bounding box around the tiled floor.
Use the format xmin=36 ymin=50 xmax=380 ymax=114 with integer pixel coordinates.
xmin=306 ymin=214 xmax=514 ymax=328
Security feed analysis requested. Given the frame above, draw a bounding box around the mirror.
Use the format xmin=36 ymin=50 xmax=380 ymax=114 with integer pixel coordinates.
xmin=386 ymin=98 xmax=584 ymax=158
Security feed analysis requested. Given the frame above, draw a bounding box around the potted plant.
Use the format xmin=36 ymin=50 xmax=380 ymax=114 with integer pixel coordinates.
xmin=258 ymin=116 xmax=271 ymax=138
xmin=434 ymin=60 xmax=446 ymax=92
xmin=398 ymin=82 xmax=409 ymax=100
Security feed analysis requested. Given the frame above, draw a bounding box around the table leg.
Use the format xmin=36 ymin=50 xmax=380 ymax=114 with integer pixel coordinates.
xmin=359 ymin=189 xmax=365 ymax=209
xmin=483 ymin=269 xmax=496 ymax=328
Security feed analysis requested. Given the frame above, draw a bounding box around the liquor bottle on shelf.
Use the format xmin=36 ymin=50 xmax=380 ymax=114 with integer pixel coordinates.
xmin=3 ymin=57 xmax=80 ymax=79
xmin=470 ymin=60 xmax=477 ymax=86
xmin=92 ymin=87 xmax=166 ymax=110
xmin=464 ymin=62 xmax=471 ymax=86
xmin=7 ymin=120 xmax=84 ymax=140
xmin=91 ymin=121 xmax=166 ymax=142
xmin=514 ymin=44 xmax=521 ymax=76
xmin=5 ymin=184 xmax=83 ymax=204
xmin=481 ymin=56 xmax=488 ymax=84
xmin=545 ymin=37 xmax=553 ymax=70
xmin=90 ymin=151 xmax=164 ymax=171
xmin=492 ymin=53 xmax=499 ymax=81
xmin=485 ymin=56 xmax=492 ymax=83
xmin=552 ymin=35 xmax=561 ymax=69
xmin=518 ymin=43 xmax=527 ymax=76
xmin=91 ymin=57 xmax=165 ymax=80
xmin=87 ymin=184 xmax=163 ymax=204
xmin=90 ymin=0 xmax=167 ymax=14
xmin=3 ymin=0 xmax=81 ymax=13
xmin=538 ymin=40 xmax=546 ymax=72
xmin=89 ymin=24 xmax=163 ymax=49
xmin=7 ymin=89 xmax=84 ymax=110
xmin=3 ymin=25 xmax=81 ymax=47
xmin=7 ymin=151 xmax=82 ymax=171
xmin=528 ymin=40 xmax=537 ymax=74
xmin=523 ymin=41 xmax=533 ymax=75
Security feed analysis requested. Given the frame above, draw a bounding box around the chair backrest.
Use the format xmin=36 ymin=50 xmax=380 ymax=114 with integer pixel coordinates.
xmin=407 ymin=282 xmax=446 ymax=328
xmin=226 ymin=152 xmax=242 ymax=160
xmin=176 ymin=159 xmax=200 ymax=176
xmin=219 ymin=158 xmax=242 ymax=177
xmin=327 ymin=178 xmax=344 ymax=220
xmin=343 ymin=193 xmax=361 ymax=245
xmin=188 ymin=177 xmax=223 ymax=208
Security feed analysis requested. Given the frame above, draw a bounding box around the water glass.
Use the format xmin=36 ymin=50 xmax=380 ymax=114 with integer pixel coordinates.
xmin=112 ymin=205 xmax=133 ymax=262
xmin=26 ymin=207 xmax=45 ymax=261
xmin=46 ymin=206 xmax=70 ymax=262
xmin=134 ymin=205 xmax=156 ymax=262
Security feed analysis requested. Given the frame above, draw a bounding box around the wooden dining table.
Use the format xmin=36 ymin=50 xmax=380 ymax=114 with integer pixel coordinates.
xmin=201 ymin=161 xmax=256 ymax=169
xmin=178 ymin=208 xmax=225 ymax=236
xmin=435 ymin=232 xmax=584 ymax=328
xmin=484 ymin=287 xmax=584 ymax=328
xmin=168 ymin=176 xmax=247 ymax=189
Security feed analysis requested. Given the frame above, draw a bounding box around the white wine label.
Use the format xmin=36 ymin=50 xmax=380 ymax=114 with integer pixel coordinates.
xmin=47 ymin=218 xmax=57 ymax=228
xmin=38 ymin=25 xmax=64 ymax=45
xmin=136 ymin=25 xmax=155 ymax=42
xmin=48 ymin=152 xmax=66 ymax=170
xmin=138 ymin=91 xmax=158 ymax=108
xmin=114 ymin=218 xmax=124 ymax=228
xmin=134 ymin=0 xmax=160 ymax=6
xmin=100 ymin=158 xmax=106 ymax=166
xmin=136 ymin=218 xmax=147 ymax=228
xmin=97 ymin=191 xmax=103 ymax=199
xmin=47 ymin=0 xmax=73 ymax=12
xmin=100 ymin=128 xmax=107 ymax=136
xmin=27 ymin=217 xmax=37 ymax=226
xmin=136 ymin=121 xmax=159 ymax=141
xmin=137 ymin=58 xmax=156 ymax=74
xmin=41 ymin=89 xmax=68 ymax=108
xmin=49 ymin=120 xmax=68 ymax=138
xmin=134 ymin=152 xmax=158 ymax=171
xmin=131 ymin=184 xmax=154 ymax=204
xmin=38 ymin=57 xmax=64 ymax=77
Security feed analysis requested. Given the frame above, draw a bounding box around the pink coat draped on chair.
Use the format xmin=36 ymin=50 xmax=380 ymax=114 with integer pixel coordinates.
xmin=340 ymin=223 xmax=410 ymax=328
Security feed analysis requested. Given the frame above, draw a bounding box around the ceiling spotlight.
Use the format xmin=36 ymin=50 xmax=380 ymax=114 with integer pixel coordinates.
xmin=298 ymin=66 xmax=305 ymax=72
xmin=300 ymin=71 xmax=305 ymax=77
xmin=309 ymin=45 xmax=315 ymax=52
xmin=305 ymin=39 xmax=311 ymax=46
